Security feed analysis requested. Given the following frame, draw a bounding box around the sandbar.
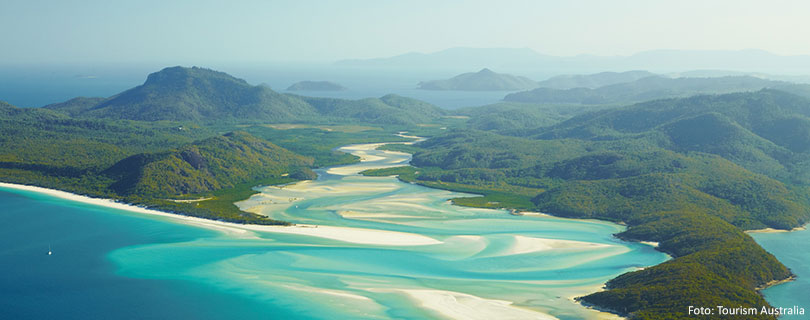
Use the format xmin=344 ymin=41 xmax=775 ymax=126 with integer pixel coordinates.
xmin=399 ymin=289 xmax=558 ymax=320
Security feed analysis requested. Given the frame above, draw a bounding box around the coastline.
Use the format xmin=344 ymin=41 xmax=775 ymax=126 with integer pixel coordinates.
xmin=745 ymin=226 xmax=807 ymax=234
xmin=0 ymin=180 xmax=563 ymax=319
xmin=1 ymin=139 xmax=654 ymax=320
xmin=756 ymin=275 xmax=797 ymax=291
xmin=0 ymin=182 xmax=440 ymax=246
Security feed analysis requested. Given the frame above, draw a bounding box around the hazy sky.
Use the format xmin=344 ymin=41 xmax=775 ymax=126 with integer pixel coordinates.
xmin=2 ymin=0 xmax=809 ymax=64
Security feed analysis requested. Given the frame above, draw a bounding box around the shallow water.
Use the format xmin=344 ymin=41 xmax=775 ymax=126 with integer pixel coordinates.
xmin=1 ymin=141 xmax=668 ymax=319
xmin=752 ymin=230 xmax=810 ymax=318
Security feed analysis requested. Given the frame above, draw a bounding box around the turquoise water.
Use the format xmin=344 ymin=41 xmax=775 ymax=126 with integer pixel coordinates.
xmin=752 ymin=229 xmax=810 ymax=318
xmin=0 ymin=188 xmax=305 ymax=319
xmin=1 ymin=142 xmax=669 ymax=319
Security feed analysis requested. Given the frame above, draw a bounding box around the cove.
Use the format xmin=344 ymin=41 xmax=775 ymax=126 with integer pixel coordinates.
xmin=751 ymin=229 xmax=810 ymax=319
xmin=1 ymin=140 xmax=669 ymax=320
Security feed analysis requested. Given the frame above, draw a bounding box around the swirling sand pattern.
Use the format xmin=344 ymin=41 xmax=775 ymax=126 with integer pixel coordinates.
xmin=108 ymin=141 xmax=668 ymax=320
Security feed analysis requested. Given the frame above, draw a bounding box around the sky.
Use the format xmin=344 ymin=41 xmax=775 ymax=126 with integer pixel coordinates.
xmin=2 ymin=0 xmax=810 ymax=65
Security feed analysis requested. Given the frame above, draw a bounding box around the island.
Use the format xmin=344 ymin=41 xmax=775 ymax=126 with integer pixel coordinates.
xmin=286 ymin=80 xmax=348 ymax=91
xmin=417 ymin=68 xmax=538 ymax=91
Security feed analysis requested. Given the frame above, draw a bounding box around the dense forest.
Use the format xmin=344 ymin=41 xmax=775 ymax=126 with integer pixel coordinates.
xmin=365 ymin=89 xmax=810 ymax=319
xmin=1 ymin=96 xmax=419 ymax=224
xmin=504 ymin=75 xmax=810 ymax=105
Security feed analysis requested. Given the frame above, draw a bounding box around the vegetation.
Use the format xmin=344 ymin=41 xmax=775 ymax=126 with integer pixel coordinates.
xmin=286 ymin=80 xmax=347 ymax=91
xmin=297 ymin=93 xmax=446 ymax=125
xmin=504 ymin=75 xmax=807 ymax=105
xmin=138 ymin=176 xmax=297 ymax=225
xmin=361 ymin=89 xmax=810 ymax=319
xmin=8 ymin=65 xmax=810 ymax=318
xmin=1 ymin=96 xmax=430 ymax=224
xmin=103 ymin=131 xmax=315 ymax=197
xmin=530 ymin=90 xmax=810 ymax=184
xmin=418 ymin=68 xmax=537 ymax=91
xmin=376 ymin=143 xmax=423 ymax=154
xmin=535 ymin=70 xmax=657 ymax=89
xmin=452 ymin=101 xmax=615 ymax=132
xmin=44 ymin=66 xmax=446 ymax=125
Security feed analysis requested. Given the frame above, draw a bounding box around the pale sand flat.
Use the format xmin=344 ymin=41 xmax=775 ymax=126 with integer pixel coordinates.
xmin=505 ymin=235 xmax=612 ymax=256
xmin=398 ymin=289 xmax=558 ymax=320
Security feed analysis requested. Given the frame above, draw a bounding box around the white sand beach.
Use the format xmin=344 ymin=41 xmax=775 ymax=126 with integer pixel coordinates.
xmin=0 ymin=182 xmax=441 ymax=246
xmin=745 ymin=226 xmax=807 ymax=233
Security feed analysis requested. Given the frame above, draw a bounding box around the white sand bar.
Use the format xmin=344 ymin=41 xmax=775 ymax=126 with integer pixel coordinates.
xmin=506 ymin=235 xmax=611 ymax=255
xmin=401 ymin=289 xmax=558 ymax=320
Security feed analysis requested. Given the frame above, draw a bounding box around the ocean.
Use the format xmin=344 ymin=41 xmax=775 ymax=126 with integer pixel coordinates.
xmin=0 ymin=64 xmax=547 ymax=110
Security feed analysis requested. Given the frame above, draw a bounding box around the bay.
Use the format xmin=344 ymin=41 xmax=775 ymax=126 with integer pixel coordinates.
xmin=0 ymin=141 xmax=668 ymax=319
xmin=751 ymin=229 xmax=810 ymax=318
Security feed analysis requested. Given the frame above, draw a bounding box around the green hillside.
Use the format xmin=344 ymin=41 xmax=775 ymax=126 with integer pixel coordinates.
xmin=68 ymin=66 xmax=318 ymax=122
xmin=536 ymin=70 xmax=656 ymax=89
xmin=504 ymin=75 xmax=798 ymax=105
xmin=532 ymin=90 xmax=810 ymax=182
xmin=454 ymin=101 xmax=608 ymax=132
xmin=0 ymin=100 xmax=413 ymax=224
xmin=104 ymin=131 xmax=315 ymax=197
xmin=364 ymin=90 xmax=810 ymax=318
xmin=44 ymin=66 xmax=445 ymax=125
xmin=418 ymin=68 xmax=537 ymax=91
xmin=286 ymin=80 xmax=347 ymax=91
xmin=299 ymin=94 xmax=445 ymax=125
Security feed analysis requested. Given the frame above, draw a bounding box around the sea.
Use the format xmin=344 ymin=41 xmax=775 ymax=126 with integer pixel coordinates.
xmin=0 ymin=64 xmax=551 ymax=110
xmin=751 ymin=230 xmax=810 ymax=318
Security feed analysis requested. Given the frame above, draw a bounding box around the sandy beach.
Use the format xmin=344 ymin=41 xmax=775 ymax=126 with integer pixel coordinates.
xmin=745 ymin=226 xmax=807 ymax=234
xmin=0 ymin=136 xmax=654 ymax=320
xmin=0 ymin=182 xmax=441 ymax=246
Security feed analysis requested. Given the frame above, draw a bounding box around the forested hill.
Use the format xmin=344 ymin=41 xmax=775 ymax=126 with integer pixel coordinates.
xmin=535 ymin=70 xmax=656 ymax=89
xmin=286 ymin=80 xmax=347 ymax=91
xmin=0 ymin=100 xmax=338 ymax=224
xmin=104 ymin=131 xmax=315 ymax=197
xmin=418 ymin=68 xmax=538 ymax=91
xmin=504 ymin=75 xmax=801 ymax=105
xmin=363 ymin=89 xmax=810 ymax=318
xmin=529 ymin=89 xmax=810 ymax=183
xmin=44 ymin=66 xmax=446 ymax=125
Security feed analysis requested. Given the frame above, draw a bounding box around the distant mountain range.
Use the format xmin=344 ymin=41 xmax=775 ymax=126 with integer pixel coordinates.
xmin=417 ymin=68 xmax=537 ymax=91
xmin=505 ymin=75 xmax=810 ymax=105
xmin=286 ymin=81 xmax=347 ymax=91
xmin=336 ymin=47 xmax=810 ymax=74
xmin=536 ymin=71 xmax=656 ymax=89
xmin=43 ymin=66 xmax=445 ymax=125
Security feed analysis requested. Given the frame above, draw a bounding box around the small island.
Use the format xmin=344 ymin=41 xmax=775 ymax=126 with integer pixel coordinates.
xmin=417 ymin=68 xmax=537 ymax=91
xmin=286 ymin=80 xmax=348 ymax=91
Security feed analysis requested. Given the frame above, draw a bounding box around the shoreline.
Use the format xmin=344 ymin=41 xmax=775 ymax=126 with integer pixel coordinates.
xmin=0 ymin=179 xmax=622 ymax=319
xmin=756 ymin=275 xmax=797 ymax=291
xmin=745 ymin=226 xmax=807 ymax=234
xmin=1 ymin=138 xmax=645 ymax=320
xmin=0 ymin=182 xmax=441 ymax=246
